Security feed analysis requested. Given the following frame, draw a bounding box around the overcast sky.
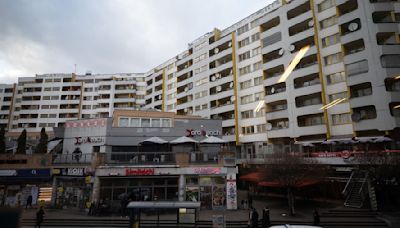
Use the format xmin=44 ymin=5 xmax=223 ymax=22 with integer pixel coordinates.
xmin=0 ymin=0 xmax=272 ymax=84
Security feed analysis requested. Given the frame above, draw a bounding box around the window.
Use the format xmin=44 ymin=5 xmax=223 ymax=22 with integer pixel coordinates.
xmin=252 ymin=47 xmax=261 ymax=56
xmin=161 ymin=119 xmax=172 ymax=127
xmin=120 ymin=118 xmax=129 ymax=127
xmin=254 ymin=92 xmax=264 ymax=101
xmin=332 ymin=113 xmax=351 ymax=125
xmin=320 ymin=16 xmax=337 ymax=29
xmin=251 ymin=32 xmax=260 ymax=42
xmin=346 ymin=60 xmax=369 ymax=76
xmin=239 ymin=65 xmax=251 ymax=76
xmin=318 ymin=0 xmax=335 ymax=12
xmin=130 ymin=118 xmax=140 ymax=127
xmin=238 ymin=37 xmax=250 ymax=48
xmin=324 ymin=53 xmax=342 ymax=65
xmin=195 ymin=103 xmax=208 ymax=111
xmin=241 ymin=94 xmax=253 ymax=104
xmin=327 ymin=72 xmax=346 ymax=84
xmin=322 ymin=33 xmax=340 ymax=47
xmin=253 ymin=61 xmax=262 ymax=71
xmin=240 ymin=80 xmax=252 ymax=89
xmin=254 ymin=76 xmax=263 ymax=86
xmin=194 ymin=53 xmax=207 ymax=63
xmin=381 ymin=55 xmax=400 ymax=68
xmin=241 ymin=110 xmax=254 ymax=119
xmin=167 ymin=92 xmax=177 ymax=100
xmin=167 ymin=73 xmax=174 ymax=80
xmin=239 ymin=51 xmax=251 ymax=62
xmin=237 ymin=24 xmax=249 ymax=35
xmin=195 ymin=77 xmax=208 ymax=86
xmin=141 ymin=118 xmax=150 ymax=127
xmin=194 ymin=90 xmax=207 ymax=99
xmin=167 ymin=82 xmax=176 ymax=90
xmin=328 ymin=91 xmax=348 ymax=102
xmin=256 ymin=124 xmax=267 ymax=133
xmin=84 ymin=87 xmax=93 ymax=92
xmin=298 ymin=114 xmax=325 ymax=127
xmin=255 ymin=108 xmax=265 ymax=117
xmin=242 ymin=126 xmax=254 ymax=135
xmin=151 ymin=118 xmax=161 ymax=128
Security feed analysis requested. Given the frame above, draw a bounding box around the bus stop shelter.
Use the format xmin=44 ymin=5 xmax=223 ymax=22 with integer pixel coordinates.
xmin=127 ymin=201 xmax=201 ymax=228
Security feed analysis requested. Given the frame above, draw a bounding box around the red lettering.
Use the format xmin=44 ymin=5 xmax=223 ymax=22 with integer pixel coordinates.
xmin=125 ymin=169 xmax=155 ymax=176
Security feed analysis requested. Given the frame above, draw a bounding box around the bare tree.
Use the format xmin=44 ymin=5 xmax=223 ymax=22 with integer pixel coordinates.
xmin=261 ymin=152 xmax=327 ymax=215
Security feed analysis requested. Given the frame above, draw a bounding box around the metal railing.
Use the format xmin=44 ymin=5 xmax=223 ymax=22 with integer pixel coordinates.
xmin=53 ymin=154 xmax=92 ymax=164
xmin=189 ymin=151 xmax=219 ymax=163
xmin=105 ymin=152 xmax=176 ymax=165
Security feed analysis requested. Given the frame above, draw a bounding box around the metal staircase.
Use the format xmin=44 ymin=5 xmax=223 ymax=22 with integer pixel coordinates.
xmin=342 ymin=170 xmax=371 ymax=208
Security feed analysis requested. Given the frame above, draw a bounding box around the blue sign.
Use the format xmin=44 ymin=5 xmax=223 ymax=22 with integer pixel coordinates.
xmin=16 ymin=169 xmax=51 ymax=177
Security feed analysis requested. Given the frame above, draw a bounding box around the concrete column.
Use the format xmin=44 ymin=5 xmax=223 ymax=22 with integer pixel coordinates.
xmin=178 ymin=174 xmax=185 ymax=201
xmin=50 ymin=176 xmax=57 ymax=207
xmin=91 ymin=176 xmax=100 ymax=203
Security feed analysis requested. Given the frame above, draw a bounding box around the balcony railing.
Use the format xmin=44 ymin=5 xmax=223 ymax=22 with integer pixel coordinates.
xmin=105 ymin=152 xmax=176 ymax=165
xmin=53 ymin=154 xmax=92 ymax=164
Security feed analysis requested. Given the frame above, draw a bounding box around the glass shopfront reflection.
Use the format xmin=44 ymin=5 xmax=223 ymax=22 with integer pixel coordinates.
xmin=185 ymin=176 xmax=226 ymax=210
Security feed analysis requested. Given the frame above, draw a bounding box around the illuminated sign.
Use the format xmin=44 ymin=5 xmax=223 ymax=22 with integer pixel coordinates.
xmin=186 ymin=129 xmax=221 ymax=137
xmin=192 ymin=167 xmax=221 ymax=175
xmin=75 ymin=137 xmax=104 ymax=145
xmin=125 ymin=168 xmax=155 ymax=176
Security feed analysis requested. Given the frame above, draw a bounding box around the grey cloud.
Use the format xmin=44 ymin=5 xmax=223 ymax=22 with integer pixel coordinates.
xmin=0 ymin=0 xmax=270 ymax=83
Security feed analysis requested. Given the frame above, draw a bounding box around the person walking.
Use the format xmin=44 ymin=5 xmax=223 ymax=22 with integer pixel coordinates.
xmin=248 ymin=194 xmax=253 ymax=209
xmin=251 ymin=207 xmax=259 ymax=228
xmin=26 ymin=195 xmax=33 ymax=209
xmin=262 ymin=207 xmax=270 ymax=228
xmin=313 ymin=208 xmax=320 ymax=226
xmin=35 ymin=206 xmax=45 ymax=228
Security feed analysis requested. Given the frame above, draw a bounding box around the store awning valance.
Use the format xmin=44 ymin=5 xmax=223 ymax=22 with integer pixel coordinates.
xmin=200 ymin=136 xmax=226 ymax=144
xmin=170 ymin=136 xmax=198 ymax=144
xmin=141 ymin=137 xmax=169 ymax=144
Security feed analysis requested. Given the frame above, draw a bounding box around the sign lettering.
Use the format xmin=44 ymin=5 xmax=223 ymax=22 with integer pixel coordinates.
xmin=192 ymin=167 xmax=221 ymax=174
xmin=186 ymin=129 xmax=221 ymax=137
xmin=125 ymin=168 xmax=155 ymax=176
xmin=75 ymin=137 xmax=104 ymax=145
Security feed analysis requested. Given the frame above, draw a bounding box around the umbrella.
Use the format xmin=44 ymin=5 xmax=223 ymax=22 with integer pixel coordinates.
xmin=200 ymin=136 xmax=226 ymax=144
xmin=170 ymin=136 xmax=198 ymax=144
xmin=373 ymin=137 xmax=392 ymax=143
xmin=141 ymin=136 xmax=168 ymax=144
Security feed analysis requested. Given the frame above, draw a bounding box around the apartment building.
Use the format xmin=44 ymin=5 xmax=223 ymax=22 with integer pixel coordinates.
xmin=1 ymin=0 xmax=399 ymax=155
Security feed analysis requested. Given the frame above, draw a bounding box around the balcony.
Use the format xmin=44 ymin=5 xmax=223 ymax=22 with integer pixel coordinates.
xmin=0 ymin=154 xmax=53 ymax=169
xmin=53 ymin=153 xmax=92 ymax=164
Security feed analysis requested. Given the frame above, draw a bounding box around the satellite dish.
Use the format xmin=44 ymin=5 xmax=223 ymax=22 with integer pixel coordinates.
xmin=184 ymin=87 xmax=189 ymax=92
xmin=229 ymin=82 xmax=234 ymax=88
xmin=216 ymin=73 xmax=221 ymax=79
xmin=188 ymin=83 xmax=193 ymax=89
xmin=158 ymin=95 xmax=162 ymax=99
xmin=289 ymin=45 xmax=295 ymax=52
xmin=228 ymin=42 xmax=232 ymax=47
xmin=308 ymin=20 xmax=314 ymax=27
xmin=230 ymin=69 xmax=233 ymax=75
xmin=184 ymin=108 xmax=188 ymax=112
xmin=278 ymin=48 xmax=285 ymax=56
xmin=351 ymin=112 xmax=361 ymax=122
xmin=211 ymin=76 xmax=216 ymax=81
xmin=216 ymin=86 xmax=222 ymax=92
xmin=230 ymin=96 xmax=235 ymax=101
xmin=271 ymin=87 xmax=275 ymax=94
xmin=348 ymin=22 xmax=359 ymax=32
xmin=266 ymin=123 xmax=272 ymax=131
xmin=215 ymin=48 xmax=219 ymax=54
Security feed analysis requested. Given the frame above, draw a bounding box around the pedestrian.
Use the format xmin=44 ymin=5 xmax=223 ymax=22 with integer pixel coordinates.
xmin=313 ymin=208 xmax=320 ymax=226
xmin=241 ymin=200 xmax=245 ymax=210
xmin=244 ymin=199 xmax=248 ymax=210
xmin=88 ymin=201 xmax=96 ymax=216
xmin=248 ymin=194 xmax=253 ymax=208
xmin=35 ymin=206 xmax=45 ymax=228
xmin=262 ymin=207 xmax=270 ymax=228
xmin=251 ymin=207 xmax=259 ymax=228
xmin=26 ymin=195 xmax=33 ymax=209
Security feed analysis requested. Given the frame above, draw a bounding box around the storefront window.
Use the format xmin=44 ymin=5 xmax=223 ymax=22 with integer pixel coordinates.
xmin=186 ymin=187 xmax=199 ymax=202
xmin=130 ymin=118 xmax=140 ymax=127
xmin=161 ymin=119 xmax=172 ymax=127
xmin=186 ymin=177 xmax=198 ymax=185
xmin=199 ymin=177 xmax=212 ymax=186
xmin=141 ymin=118 xmax=150 ymax=127
xmin=119 ymin=118 xmax=129 ymax=127
xmin=151 ymin=118 xmax=161 ymax=128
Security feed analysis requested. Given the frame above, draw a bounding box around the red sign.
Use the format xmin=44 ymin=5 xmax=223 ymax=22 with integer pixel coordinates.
xmin=192 ymin=167 xmax=221 ymax=174
xmin=125 ymin=168 xmax=155 ymax=176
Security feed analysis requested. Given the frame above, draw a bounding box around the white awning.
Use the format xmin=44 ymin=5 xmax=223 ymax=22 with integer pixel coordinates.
xmin=170 ymin=136 xmax=198 ymax=144
xmin=47 ymin=139 xmax=62 ymax=153
xmin=200 ymin=136 xmax=226 ymax=144
xmin=141 ymin=136 xmax=168 ymax=144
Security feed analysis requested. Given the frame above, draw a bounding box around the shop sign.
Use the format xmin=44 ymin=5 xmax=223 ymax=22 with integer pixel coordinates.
xmin=192 ymin=167 xmax=221 ymax=175
xmin=186 ymin=129 xmax=221 ymax=137
xmin=75 ymin=137 xmax=104 ymax=145
xmin=17 ymin=169 xmax=51 ymax=177
xmin=60 ymin=168 xmax=85 ymax=176
xmin=125 ymin=168 xmax=155 ymax=176
xmin=0 ymin=170 xmax=17 ymax=176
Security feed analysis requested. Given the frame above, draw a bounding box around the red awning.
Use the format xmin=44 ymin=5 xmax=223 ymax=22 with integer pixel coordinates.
xmin=239 ymin=172 xmax=262 ymax=182
xmin=258 ymin=179 xmax=319 ymax=188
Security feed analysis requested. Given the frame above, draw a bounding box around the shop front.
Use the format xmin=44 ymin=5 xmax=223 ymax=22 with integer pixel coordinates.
xmin=0 ymin=169 xmax=52 ymax=207
xmin=94 ymin=166 xmax=237 ymax=212
xmin=52 ymin=167 xmax=93 ymax=209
